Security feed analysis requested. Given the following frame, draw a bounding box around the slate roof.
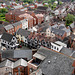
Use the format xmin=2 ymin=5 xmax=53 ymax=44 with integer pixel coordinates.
xmin=40 ymin=24 xmax=50 ymax=32
xmin=4 ymin=24 xmax=14 ymax=30
xmin=37 ymin=6 xmax=48 ymax=10
xmin=51 ymin=28 xmax=65 ymax=36
xmin=17 ymin=28 xmax=30 ymax=38
xmin=2 ymin=49 xmax=32 ymax=60
xmin=20 ymin=19 xmax=28 ymax=23
xmin=0 ymin=59 xmax=14 ymax=68
xmin=35 ymin=6 xmax=50 ymax=14
xmin=70 ymin=22 xmax=75 ymax=29
xmin=72 ymin=51 xmax=75 ymax=58
xmin=38 ymin=22 xmax=50 ymax=28
xmin=12 ymin=21 xmax=22 ymax=27
xmin=1 ymin=33 xmax=13 ymax=42
xmin=13 ymin=59 xmax=27 ymax=68
xmin=13 ymin=5 xmax=23 ymax=9
xmin=63 ymin=28 xmax=71 ymax=33
xmin=20 ymin=8 xmax=27 ymax=11
xmin=60 ymin=47 xmax=73 ymax=56
xmin=37 ymin=47 xmax=74 ymax=75
xmin=0 ymin=59 xmax=27 ymax=69
xmin=70 ymin=34 xmax=75 ymax=40
xmin=0 ymin=27 xmax=6 ymax=35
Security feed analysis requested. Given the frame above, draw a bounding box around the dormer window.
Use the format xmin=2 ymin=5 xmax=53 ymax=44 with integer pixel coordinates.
xmin=52 ymin=45 xmax=53 ymax=48
xmin=57 ymin=48 xmax=59 ymax=50
xmin=54 ymin=46 xmax=56 ymax=49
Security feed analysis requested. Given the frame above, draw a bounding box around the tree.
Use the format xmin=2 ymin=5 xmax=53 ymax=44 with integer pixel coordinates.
xmin=23 ymin=0 xmax=34 ymax=3
xmin=0 ymin=8 xmax=8 ymax=13
xmin=71 ymin=0 xmax=74 ymax=2
xmin=51 ymin=3 xmax=57 ymax=10
xmin=49 ymin=3 xmax=52 ymax=7
xmin=7 ymin=5 xmax=11 ymax=9
xmin=42 ymin=1 xmax=48 ymax=4
xmin=44 ymin=5 xmax=49 ymax=7
xmin=58 ymin=1 xmax=63 ymax=5
xmin=65 ymin=13 xmax=75 ymax=26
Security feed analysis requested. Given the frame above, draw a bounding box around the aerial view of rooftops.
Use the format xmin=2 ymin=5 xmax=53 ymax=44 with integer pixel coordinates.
xmin=0 ymin=0 xmax=75 ymax=75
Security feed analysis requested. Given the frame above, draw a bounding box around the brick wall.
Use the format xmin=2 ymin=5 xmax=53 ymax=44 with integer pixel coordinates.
xmin=5 ymin=13 xmax=12 ymax=22
xmin=13 ymin=66 xmax=29 ymax=75
xmin=7 ymin=28 xmax=15 ymax=35
xmin=14 ymin=24 xmax=22 ymax=32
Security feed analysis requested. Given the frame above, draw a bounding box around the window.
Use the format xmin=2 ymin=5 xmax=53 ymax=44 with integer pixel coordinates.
xmin=13 ymin=38 xmax=15 ymax=40
xmin=9 ymin=72 xmax=12 ymax=75
xmin=8 ymin=46 xmax=9 ymax=48
xmin=48 ymin=33 xmax=49 ymax=35
xmin=57 ymin=48 xmax=59 ymax=50
xmin=3 ymin=40 xmax=4 ymax=42
xmin=51 ymin=45 xmax=53 ymax=48
xmin=6 ymin=68 xmax=8 ymax=71
xmin=30 ymin=68 xmax=33 ymax=73
xmin=11 ymin=47 xmax=13 ymax=49
xmin=54 ymin=46 xmax=56 ymax=49
xmin=25 ymin=40 xmax=26 ymax=42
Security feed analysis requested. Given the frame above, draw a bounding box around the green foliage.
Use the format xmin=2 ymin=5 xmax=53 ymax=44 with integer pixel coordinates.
xmin=51 ymin=2 xmax=57 ymax=10
xmin=23 ymin=0 xmax=34 ymax=3
xmin=44 ymin=5 xmax=49 ymax=7
xmin=71 ymin=0 xmax=74 ymax=2
xmin=58 ymin=1 xmax=63 ymax=5
xmin=48 ymin=0 xmax=56 ymax=3
xmin=7 ymin=5 xmax=11 ymax=9
xmin=0 ymin=8 xmax=8 ymax=22
xmin=0 ymin=8 xmax=8 ymax=13
xmin=65 ymin=13 xmax=75 ymax=26
xmin=42 ymin=1 xmax=48 ymax=4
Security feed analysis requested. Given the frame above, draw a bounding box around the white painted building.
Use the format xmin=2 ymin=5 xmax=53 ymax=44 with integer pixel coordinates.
xmin=16 ymin=28 xmax=30 ymax=44
xmin=20 ymin=19 xmax=28 ymax=29
xmin=51 ymin=41 xmax=67 ymax=52
xmin=1 ymin=33 xmax=17 ymax=49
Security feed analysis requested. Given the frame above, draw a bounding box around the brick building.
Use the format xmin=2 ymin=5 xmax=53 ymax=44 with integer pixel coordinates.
xmin=5 ymin=10 xmax=34 ymax=28
xmin=34 ymin=14 xmax=44 ymax=25
xmin=4 ymin=24 xmax=15 ymax=35
xmin=12 ymin=21 xmax=22 ymax=32
xmin=18 ymin=13 xmax=34 ymax=29
xmin=13 ymin=59 xmax=29 ymax=75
